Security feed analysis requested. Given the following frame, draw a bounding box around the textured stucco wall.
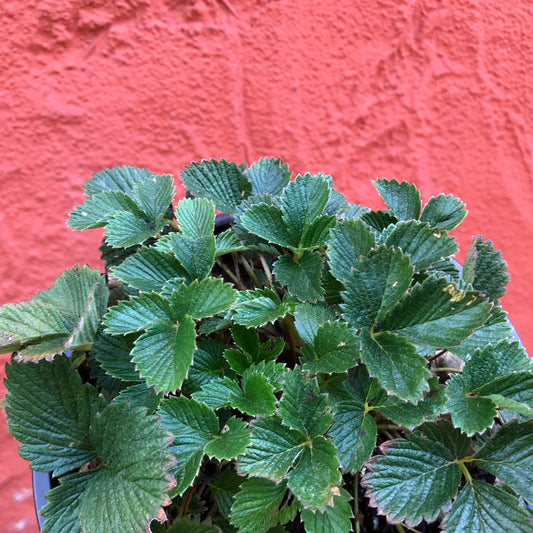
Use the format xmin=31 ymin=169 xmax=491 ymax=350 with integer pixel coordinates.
xmin=1 ymin=1 xmax=532 ymax=530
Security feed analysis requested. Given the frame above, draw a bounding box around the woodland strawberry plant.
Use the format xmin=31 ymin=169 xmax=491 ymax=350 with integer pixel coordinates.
xmin=1 ymin=159 xmax=532 ymax=533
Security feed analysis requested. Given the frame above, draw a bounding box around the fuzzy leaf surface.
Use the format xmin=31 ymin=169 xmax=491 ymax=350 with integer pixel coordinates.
xmin=240 ymin=203 xmax=296 ymax=248
xmin=373 ymin=179 xmax=421 ymax=220
xmin=273 ymin=251 xmax=324 ymax=302
xmin=247 ymin=157 xmax=291 ymax=196
xmin=169 ymin=233 xmax=216 ymax=280
xmin=132 ymin=174 xmax=175 ymax=226
xmin=175 ymin=198 xmax=215 ymax=239
xmin=293 ymin=303 xmax=337 ymax=345
xmin=105 ymin=210 xmax=163 ymax=248
xmin=84 ymin=165 xmax=152 ymax=196
xmin=420 ymin=194 xmax=467 ymax=231
xmin=300 ymin=488 xmax=353 ymax=533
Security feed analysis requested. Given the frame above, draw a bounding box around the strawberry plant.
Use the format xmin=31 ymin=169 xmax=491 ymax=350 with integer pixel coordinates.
xmin=1 ymin=158 xmax=532 ymax=532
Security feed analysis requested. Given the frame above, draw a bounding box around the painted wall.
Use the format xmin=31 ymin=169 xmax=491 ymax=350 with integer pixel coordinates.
xmin=1 ymin=1 xmax=532 ymax=530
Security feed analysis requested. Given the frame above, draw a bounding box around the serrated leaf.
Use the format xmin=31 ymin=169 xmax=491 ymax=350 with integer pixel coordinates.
xmin=231 ymin=373 xmax=277 ymax=416
xmin=379 ymin=276 xmax=492 ymax=347
xmin=204 ymin=416 xmax=250 ymax=459
xmin=181 ymin=159 xmax=252 ymax=214
xmin=105 ymin=210 xmax=163 ymax=248
xmin=420 ymin=193 xmax=467 ymax=231
xmin=384 ymin=220 xmax=458 ymax=271
xmin=159 ymin=396 xmax=219 ymax=494
xmin=300 ymin=214 xmax=336 ymax=249
xmin=209 ymin=468 xmax=245 ymax=517
xmin=216 ymin=229 xmax=247 ymax=256
xmin=132 ymin=174 xmax=175 ymax=225
xmin=363 ymin=422 xmax=470 ymax=526
xmin=240 ymin=203 xmax=296 ymax=248
xmin=113 ymin=383 xmax=163 ymax=413
xmin=361 ymin=210 xmax=397 ymax=231
xmin=232 ymin=289 xmax=293 ymax=327
xmin=171 ymin=278 xmax=237 ymax=320
xmin=132 ymin=316 xmax=196 ymax=391
xmin=329 ymin=400 xmax=377 ymax=472
xmin=112 ymin=247 xmax=187 ymax=292
xmin=273 ymin=251 xmax=324 ymax=302
xmin=247 ymin=157 xmax=291 ymax=196
xmin=192 ymin=377 xmax=242 ymax=410
xmin=324 ymin=189 xmax=349 ymax=216
xmin=327 ymin=219 xmax=377 ymax=282
xmin=4 ymin=355 xmax=105 ymax=476
xmin=278 ymin=369 xmax=332 ymax=436
xmin=341 ymin=247 xmax=414 ymax=329
xmin=84 ymin=165 xmax=153 ymax=196
xmin=237 ymin=416 xmax=304 ymax=482
xmin=105 ymin=292 xmax=172 ymax=334
xmin=373 ymin=179 xmax=421 ymax=220
xmin=286 ymin=436 xmax=341 ymax=509
xmin=165 ymin=518 xmax=222 ymax=533
xmin=176 ymin=198 xmax=215 ymax=239
xmin=360 ymin=329 xmax=429 ymax=403
xmin=300 ymin=487 xmax=353 ymax=533
xmin=301 ymin=321 xmax=360 ymax=374
xmin=443 ymin=480 xmax=533 ymax=533
xmin=293 ymin=302 xmax=337 ymax=345
xmin=169 ymin=233 xmax=216 ymax=280
xmin=473 ymin=420 xmax=533 ymax=501
xmin=281 ymin=174 xmax=331 ymax=244
xmin=230 ymin=478 xmax=287 ymax=533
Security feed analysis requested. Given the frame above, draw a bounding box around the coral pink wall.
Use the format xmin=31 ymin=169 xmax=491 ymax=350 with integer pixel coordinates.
xmin=1 ymin=1 xmax=532 ymax=530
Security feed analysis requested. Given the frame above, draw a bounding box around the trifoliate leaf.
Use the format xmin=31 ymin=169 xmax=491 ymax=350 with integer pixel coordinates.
xmin=299 ymin=215 xmax=336 ymax=249
xmin=286 ymin=436 xmax=341 ymax=510
xmin=84 ymin=165 xmax=153 ymax=197
xmin=169 ymin=233 xmax=216 ymax=280
xmin=204 ymin=416 xmax=250 ymax=460
xmin=170 ymin=278 xmax=237 ymax=320
xmin=341 ymin=247 xmax=414 ymax=329
xmin=463 ymin=236 xmax=510 ymax=302
xmin=237 ymin=416 xmax=304 ymax=482
xmin=300 ymin=487 xmax=353 ymax=533
xmin=230 ymin=478 xmax=287 ymax=533
xmin=232 ymin=289 xmax=294 ymax=327
xmin=379 ymin=276 xmax=491 ymax=347
xmin=281 ymin=173 xmax=331 ymax=244
xmin=175 ymin=198 xmax=215 ymax=238
xmin=473 ymin=420 xmax=533 ymax=501
xmin=373 ymin=179 xmax=421 ymax=220
xmin=159 ymin=396 xmax=219 ymax=495
xmin=132 ymin=174 xmax=175 ymax=226
xmin=113 ymin=383 xmax=163 ymax=414
xmin=384 ymin=220 xmax=458 ymax=271
xmin=327 ymin=219 xmax=377 ymax=282
xmin=4 ymin=355 xmax=105 ymax=476
xmin=293 ymin=302 xmax=337 ymax=345
xmin=360 ymin=329 xmax=429 ymax=403
xmin=105 ymin=210 xmax=164 ymax=248
xmin=240 ymin=203 xmax=296 ymax=248
xmin=277 ymin=370 xmax=331 ymax=437
xmin=247 ymin=157 xmax=291 ymax=196
xmin=329 ymin=400 xmax=377 ymax=472
xmin=181 ymin=159 xmax=252 ymax=214
xmin=132 ymin=316 xmax=196 ymax=392
xmin=301 ymin=321 xmax=360 ymax=374
xmin=443 ymin=480 xmax=533 ymax=533
xmin=104 ymin=292 xmax=172 ymax=334
xmin=420 ymin=193 xmax=467 ymax=231
xmin=273 ymin=251 xmax=324 ymax=302
xmin=112 ymin=247 xmax=187 ymax=292
xmin=363 ymin=422 xmax=470 ymax=526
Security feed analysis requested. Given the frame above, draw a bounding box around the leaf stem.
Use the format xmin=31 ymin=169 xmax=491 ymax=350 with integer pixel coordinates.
xmin=282 ymin=315 xmax=301 ymax=366
xmin=216 ymin=258 xmax=242 ymax=289
xmin=457 ymin=459 xmax=473 ymax=484
xmin=168 ymin=219 xmax=180 ymax=231
xmin=353 ymin=472 xmax=360 ymax=533
xmin=258 ymin=252 xmax=274 ymax=288
xmin=431 ymin=367 xmax=463 ymax=374
xmin=395 ymin=524 xmax=406 ymax=533
xmin=240 ymin=255 xmax=261 ymax=287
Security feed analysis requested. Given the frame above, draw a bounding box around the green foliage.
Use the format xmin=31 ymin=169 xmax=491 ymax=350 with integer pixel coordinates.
xmin=1 ymin=163 xmax=531 ymax=532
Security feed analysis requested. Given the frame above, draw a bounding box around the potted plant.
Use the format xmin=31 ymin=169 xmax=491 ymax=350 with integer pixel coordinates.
xmin=1 ymin=158 xmax=532 ymax=533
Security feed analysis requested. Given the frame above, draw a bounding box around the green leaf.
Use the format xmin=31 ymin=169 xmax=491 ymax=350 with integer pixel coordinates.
xmin=278 ymin=369 xmax=332 ymax=436
xmin=230 ymin=478 xmax=287 ymax=533
xmin=113 ymin=383 xmax=163 ymax=414
xmin=420 ymin=193 xmax=467 ymax=231
xmin=204 ymin=416 xmax=250 ymax=460
xmin=171 ymin=278 xmax=237 ymax=320
xmin=463 ymin=236 xmax=510 ymax=302
xmin=384 ymin=220 xmax=458 ymax=271
xmin=373 ymin=178 xmax=421 ymax=220
xmin=273 ymin=251 xmax=324 ymax=302
xmin=281 ymin=173 xmax=331 ymax=244
xmin=341 ymin=247 xmax=414 ymax=329
xmin=293 ymin=303 xmax=337 ymax=345
xmin=105 ymin=292 xmax=172 ymax=334
xmin=232 ymin=289 xmax=294 ymax=327
xmin=301 ymin=321 xmax=360 ymax=374
xmin=363 ymin=422 xmax=470 ymax=527
xmin=215 ymin=229 xmax=247 ymax=256
xmin=209 ymin=468 xmax=244 ymax=517
xmin=443 ymin=480 xmax=533 ymax=533
xmin=169 ymin=233 xmax=216 ymax=280
xmin=132 ymin=316 xmax=196 ymax=391
xmin=327 ymin=219 xmax=376 ymax=282
xmin=181 ymin=159 xmax=252 ymax=214
xmin=4 ymin=355 xmax=105 ymax=476
xmin=473 ymin=420 xmax=533 ymax=501
xmin=165 ymin=518 xmax=221 ymax=533
xmin=84 ymin=165 xmax=153 ymax=196
xmin=231 ymin=372 xmax=277 ymax=416
xmin=286 ymin=436 xmax=341 ymax=509
xmin=360 ymin=329 xmax=429 ymax=403
xmin=237 ymin=416 xmax=303 ymax=482
xmin=247 ymin=157 xmax=291 ymax=196
xmin=300 ymin=487 xmax=353 ymax=533
xmin=113 ymin=247 xmax=187 ymax=292
xmin=299 ymin=214 xmax=336 ymax=249
xmin=175 ymin=198 xmax=215 ymax=239
xmin=192 ymin=376 xmax=242 ymax=410
xmin=329 ymin=400 xmax=377 ymax=472
xmin=132 ymin=174 xmax=175 ymax=225
xmin=361 ymin=210 xmax=397 ymax=231
xmin=105 ymin=210 xmax=164 ymax=248
xmin=240 ymin=203 xmax=296 ymax=248
xmin=379 ymin=276 xmax=492 ymax=347
xmin=159 ymin=396 xmax=219 ymax=495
